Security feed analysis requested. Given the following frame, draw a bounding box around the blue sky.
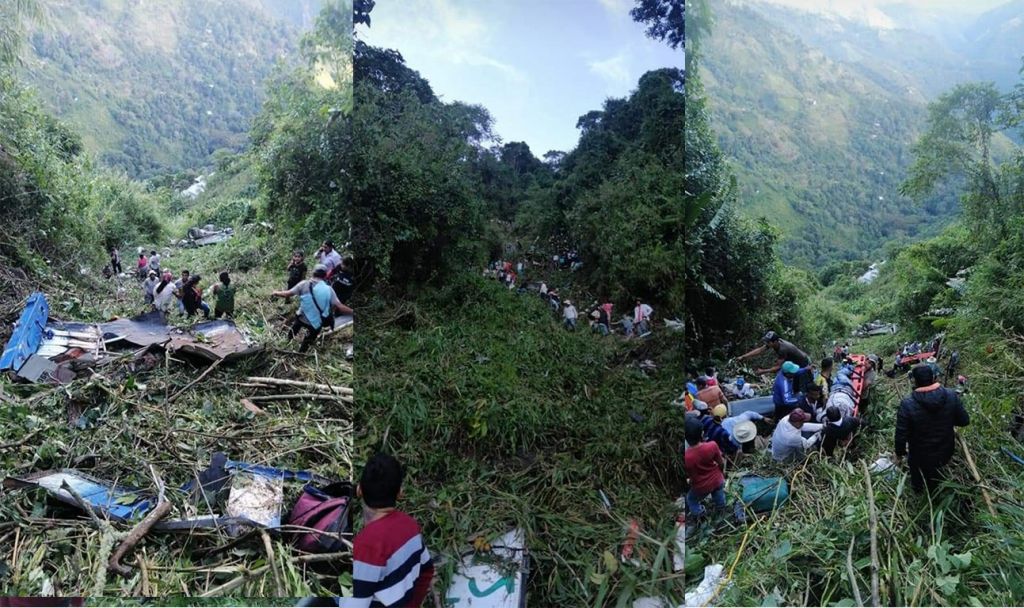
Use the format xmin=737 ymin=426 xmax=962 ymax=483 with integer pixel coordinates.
xmin=359 ymin=0 xmax=681 ymax=156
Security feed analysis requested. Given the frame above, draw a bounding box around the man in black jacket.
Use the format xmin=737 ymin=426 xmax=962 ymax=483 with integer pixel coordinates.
xmin=895 ymin=365 xmax=970 ymax=493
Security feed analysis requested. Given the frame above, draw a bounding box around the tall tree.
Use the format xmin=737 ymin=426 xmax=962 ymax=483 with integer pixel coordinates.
xmin=631 ymin=0 xmax=684 ymax=50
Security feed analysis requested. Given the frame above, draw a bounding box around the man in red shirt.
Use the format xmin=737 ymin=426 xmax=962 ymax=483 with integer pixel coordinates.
xmin=343 ymin=453 xmax=434 ymax=607
xmin=683 ymin=418 xmax=726 ymax=519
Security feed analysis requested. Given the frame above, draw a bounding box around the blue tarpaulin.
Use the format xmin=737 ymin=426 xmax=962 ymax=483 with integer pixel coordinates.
xmin=0 ymin=292 xmax=49 ymax=372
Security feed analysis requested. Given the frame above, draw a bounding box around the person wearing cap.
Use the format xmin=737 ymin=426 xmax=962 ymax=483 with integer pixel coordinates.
xmin=272 ymin=264 xmax=354 ymax=352
xmin=771 ymin=409 xmax=824 ymax=462
xmin=142 ymin=269 xmax=160 ymax=305
xmin=722 ymin=410 xmax=768 ymax=453
xmin=696 ymin=376 xmax=728 ymax=408
xmin=895 ymin=364 xmax=969 ymax=493
xmin=562 ymin=300 xmax=578 ymax=330
xmin=736 ymin=331 xmax=811 ymax=376
xmin=315 ymin=240 xmax=343 ymax=275
xmin=772 ymin=361 xmax=805 ymax=419
xmin=700 ymin=404 xmax=738 ymax=457
xmin=683 ymin=417 xmax=727 ymax=520
xmin=821 ymin=406 xmax=861 ymax=458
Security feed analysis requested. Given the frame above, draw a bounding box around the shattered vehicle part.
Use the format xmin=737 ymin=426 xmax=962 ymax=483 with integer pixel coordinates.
xmin=0 ymin=292 xmax=49 ymax=373
xmin=446 ymin=528 xmax=529 ymax=608
xmin=167 ymin=320 xmax=261 ymax=362
xmin=3 ymin=469 xmax=153 ymax=521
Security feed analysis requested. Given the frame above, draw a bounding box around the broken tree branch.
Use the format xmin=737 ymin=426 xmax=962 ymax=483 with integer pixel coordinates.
xmin=248 ymin=393 xmax=352 ymax=404
xmin=0 ymin=429 xmax=42 ymax=451
xmin=243 ymin=376 xmax=353 ymax=395
xmin=109 ymin=465 xmax=172 ymax=577
xmin=167 ymin=358 xmax=223 ymax=403
xmin=958 ymin=433 xmax=998 ymax=518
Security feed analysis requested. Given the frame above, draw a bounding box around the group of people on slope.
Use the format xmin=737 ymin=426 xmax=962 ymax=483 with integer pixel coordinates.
xmin=682 ymin=330 xmax=971 ymax=522
xmin=272 ymin=240 xmax=355 ymax=353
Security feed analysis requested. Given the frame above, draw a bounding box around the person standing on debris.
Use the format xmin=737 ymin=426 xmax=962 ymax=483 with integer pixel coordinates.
xmin=345 ymin=453 xmax=434 ymax=608
xmin=696 ymin=376 xmax=728 ymax=408
xmin=154 ymin=271 xmax=176 ymax=313
xmin=182 ymin=275 xmax=211 ymax=319
xmin=142 ymin=270 xmax=159 ymax=305
xmin=633 ymin=298 xmax=653 ymax=336
xmin=137 ymin=252 xmax=148 ymax=279
xmin=207 ymin=272 xmax=236 ymax=319
xmin=771 ymin=409 xmax=823 ymax=463
xmin=894 ymin=364 xmax=970 ymax=493
xmin=272 ymin=264 xmax=354 ymax=353
xmin=736 ymin=331 xmax=811 ymax=376
xmin=683 ymin=417 xmax=727 ymax=520
xmin=148 ymin=250 xmax=161 ymax=274
xmin=315 ymin=240 xmax=343 ymax=275
xmin=772 ymin=361 xmax=805 ymax=419
xmin=287 ymin=251 xmax=308 ymax=290
xmin=110 ymin=247 xmax=122 ymax=275
xmin=563 ymin=300 xmax=578 ymax=330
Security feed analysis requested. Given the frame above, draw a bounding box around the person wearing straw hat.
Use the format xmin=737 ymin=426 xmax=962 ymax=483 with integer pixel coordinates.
xmin=722 ymin=410 xmax=770 ymax=453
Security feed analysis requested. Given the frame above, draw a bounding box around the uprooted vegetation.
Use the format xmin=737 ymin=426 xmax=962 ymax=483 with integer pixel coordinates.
xmin=0 ymin=241 xmax=355 ymax=597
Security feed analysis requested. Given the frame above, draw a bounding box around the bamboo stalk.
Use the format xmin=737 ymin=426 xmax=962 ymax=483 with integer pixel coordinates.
xmin=248 ymin=393 xmax=352 ymax=403
xmin=958 ymin=433 xmax=998 ymax=518
xmin=863 ymin=462 xmax=880 ymax=607
xmin=244 ymin=376 xmax=353 ymax=395
xmin=846 ymin=535 xmax=864 ymax=607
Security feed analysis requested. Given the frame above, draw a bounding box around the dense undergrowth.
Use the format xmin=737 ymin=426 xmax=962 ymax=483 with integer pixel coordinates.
xmin=358 ymin=275 xmax=697 ymax=604
xmin=0 ymin=240 xmax=354 ymax=598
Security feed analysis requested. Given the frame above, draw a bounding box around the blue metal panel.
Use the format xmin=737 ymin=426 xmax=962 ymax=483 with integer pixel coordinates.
xmin=0 ymin=292 xmax=49 ymax=372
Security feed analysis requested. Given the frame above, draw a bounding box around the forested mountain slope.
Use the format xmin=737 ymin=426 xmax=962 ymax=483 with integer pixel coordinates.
xmin=19 ymin=0 xmax=321 ymax=178
xmin=701 ymin=3 xmax=964 ymax=266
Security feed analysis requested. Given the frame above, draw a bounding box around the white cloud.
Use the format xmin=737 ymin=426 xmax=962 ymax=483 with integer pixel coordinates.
xmin=589 ymin=52 xmax=632 ymax=91
xmin=597 ymin=0 xmax=631 ymax=16
xmin=362 ymin=0 xmax=527 ymax=84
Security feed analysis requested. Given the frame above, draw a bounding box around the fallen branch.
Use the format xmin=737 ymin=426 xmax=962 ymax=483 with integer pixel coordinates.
xmin=199 ymin=564 xmax=271 ymax=597
xmin=244 ymin=376 xmax=353 ymax=395
xmin=846 ymin=535 xmax=864 ymax=607
xmin=261 ymin=530 xmax=285 ymax=597
xmin=167 ymin=358 xmax=224 ymax=403
xmin=862 ymin=461 xmax=880 ymax=607
xmin=958 ymin=433 xmax=998 ymax=518
xmin=248 ymin=393 xmax=352 ymax=404
xmin=109 ymin=465 xmax=172 ymax=576
xmin=0 ymin=429 xmax=42 ymax=451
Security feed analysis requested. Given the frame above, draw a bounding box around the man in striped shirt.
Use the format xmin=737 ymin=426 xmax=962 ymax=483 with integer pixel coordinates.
xmin=343 ymin=453 xmax=434 ymax=608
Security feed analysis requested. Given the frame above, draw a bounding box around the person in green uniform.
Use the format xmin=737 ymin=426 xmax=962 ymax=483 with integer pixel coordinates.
xmin=208 ymin=272 xmax=236 ymax=319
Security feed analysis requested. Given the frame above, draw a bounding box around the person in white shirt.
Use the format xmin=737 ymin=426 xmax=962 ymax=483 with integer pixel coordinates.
xmin=633 ymin=298 xmax=654 ymax=335
xmin=315 ymin=240 xmax=343 ymax=275
xmin=153 ymin=272 xmax=177 ymax=312
xmin=142 ymin=270 xmax=159 ymax=305
xmin=147 ymin=250 xmax=161 ymax=273
xmin=539 ymin=282 xmax=548 ymax=297
xmin=563 ymin=300 xmax=578 ymax=330
xmin=771 ymin=409 xmax=823 ymax=462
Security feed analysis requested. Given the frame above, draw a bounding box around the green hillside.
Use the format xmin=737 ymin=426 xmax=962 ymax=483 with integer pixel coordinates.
xmin=20 ymin=0 xmax=316 ymax=178
xmin=701 ymin=4 xmax=961 ymax=267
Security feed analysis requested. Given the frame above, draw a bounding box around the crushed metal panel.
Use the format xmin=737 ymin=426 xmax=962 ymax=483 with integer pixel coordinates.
xmin=16 ymin=355 xmax=58 ymax=383
xmin=1 ymin=292 xmax=49 ymax=372
xmin=167 ymin=320 xmax=261 ymax=362
xmin=99 ymin=311 xmax=171 ymax=348
xmin=446 ymin=528 xmax=528 ymax=608
xmin=3 ymin=469 xmax=153 ymax=521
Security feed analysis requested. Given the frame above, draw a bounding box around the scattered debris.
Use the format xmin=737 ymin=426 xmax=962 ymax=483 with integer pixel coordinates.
xmin=740 ymin=475 xmax=789 ymax=513
xmin=445 ymin=528 xmax=528 ymax=608
xmin=0 ymin=292 xmax=49 ymax=372
xmin=178 ymin=224 xmax=234 ymax=247
xmin=854 ymin=320 xmax=898 ymax=338
xmin=684 ymin=564 xmax=729 ymax=607
xmin=925 ymin=307 xmax=955 ymax=317
xmin=3 ymin=469 xmax=153 ymax=521
xmin=167 ymin=320 xmax=260 ymax=362
xmin=857 ymin=262 xmax=884 ymax=285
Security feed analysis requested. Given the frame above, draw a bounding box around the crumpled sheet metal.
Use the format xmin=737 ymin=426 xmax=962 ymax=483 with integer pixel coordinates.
xmin=167 ymin=320 xmax=262 ymax=362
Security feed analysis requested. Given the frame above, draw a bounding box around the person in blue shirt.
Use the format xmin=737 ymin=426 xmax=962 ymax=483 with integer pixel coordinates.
xmin=773 ymin=361 xmax=805 ymax=419
xmin=702 ymin=405 xmax=738 ymax=457
xmin=272 ymin=264 xmax=354 ymax=352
